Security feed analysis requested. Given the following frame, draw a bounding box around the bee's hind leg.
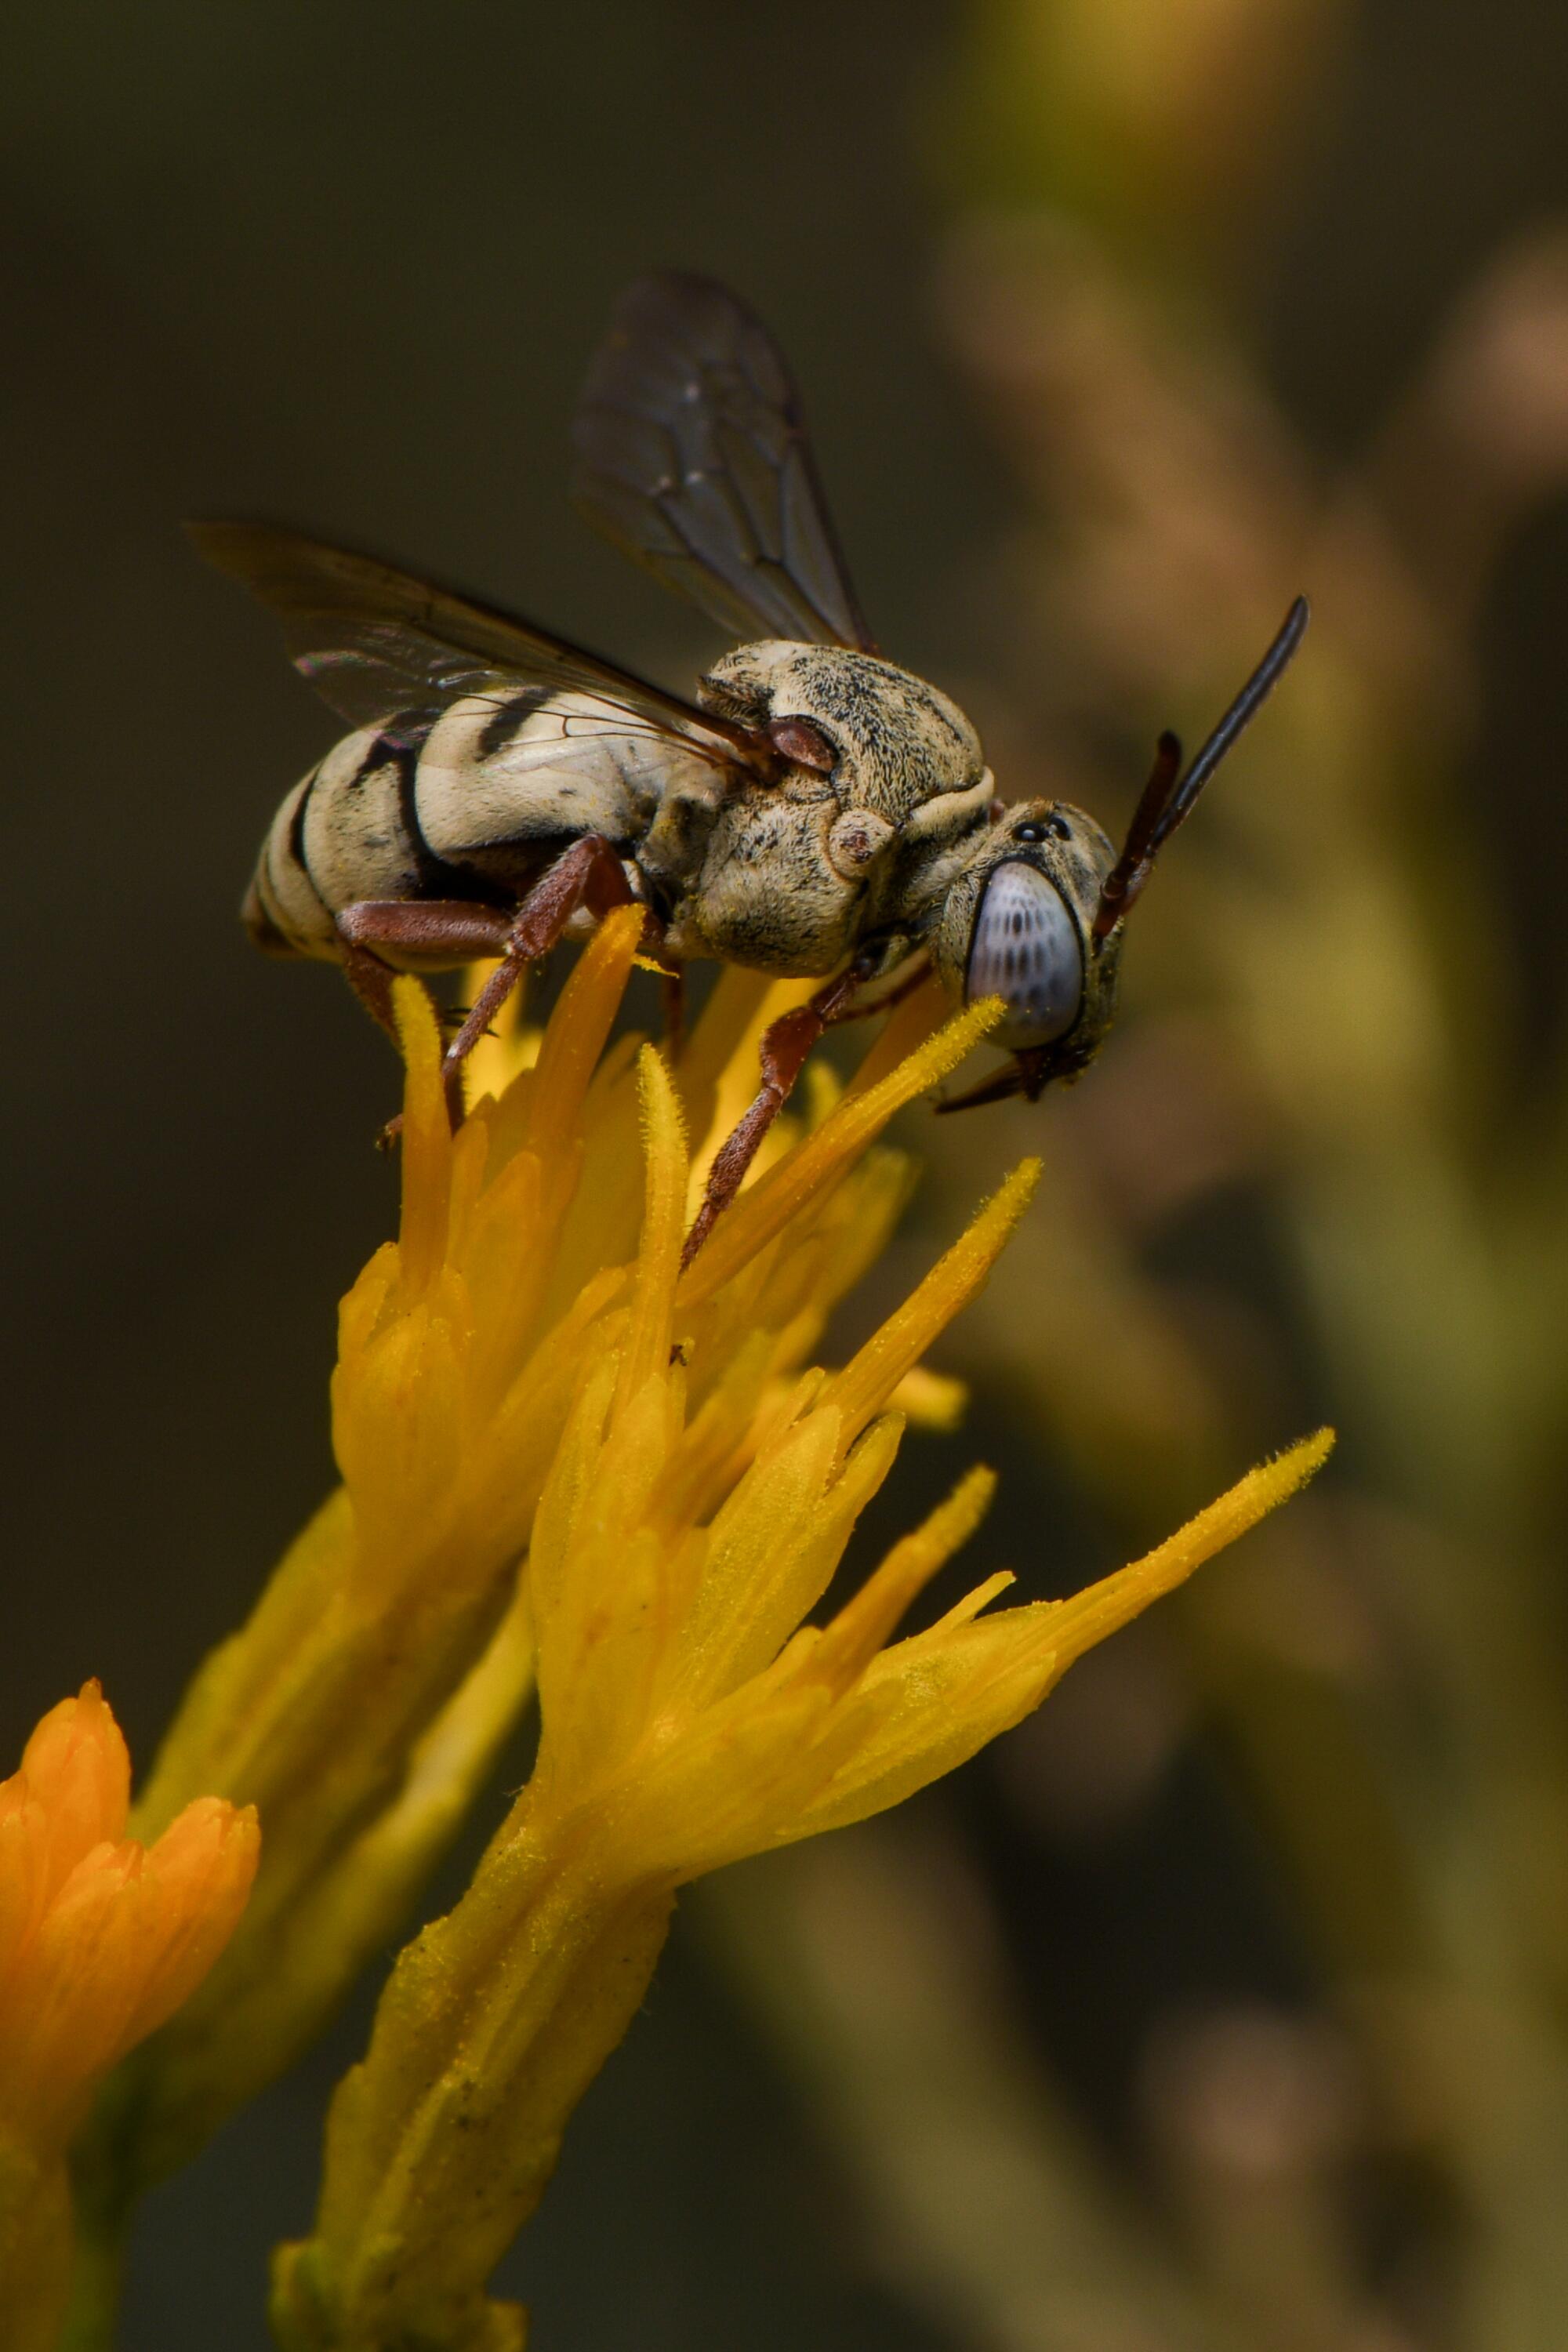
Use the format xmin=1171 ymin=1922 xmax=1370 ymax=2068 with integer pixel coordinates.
xmin=338 ymin=936 xmax=401 ymax=1046
xmin=337 ymin=899 xmax=517 ymax=1127
xmin=338 ymin=844 xmax=639 ymax=1129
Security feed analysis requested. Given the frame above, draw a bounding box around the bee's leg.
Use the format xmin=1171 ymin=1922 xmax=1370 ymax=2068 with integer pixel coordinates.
xmin=680 ymin=966 xmax=866 ymax=1269
xmin=680 ymin=949 xmax=938 ymax=1265
xmin=437 ymin=838 xmax=638 ymax=1097
xmin=338 ymin=938 xmax=401 ymax=1046
xmin=337 ymin=898 xmax=517 ymax=980
xmin=933 ymin=1046 xmax=1050 ymax=1115
xmin=336 ymin=900 xmax=517 ymax=1125
xmin=825 ymin=949 xmax=933 ymax=1027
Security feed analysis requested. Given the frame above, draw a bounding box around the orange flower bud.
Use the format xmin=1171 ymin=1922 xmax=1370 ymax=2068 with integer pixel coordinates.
xmin=0 ymin=1683 xmax=259 ymax=2158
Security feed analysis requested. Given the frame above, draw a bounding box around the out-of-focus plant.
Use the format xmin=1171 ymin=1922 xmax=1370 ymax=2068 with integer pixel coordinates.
xmin=693 ymin=5 xmax=1568 ymax=2349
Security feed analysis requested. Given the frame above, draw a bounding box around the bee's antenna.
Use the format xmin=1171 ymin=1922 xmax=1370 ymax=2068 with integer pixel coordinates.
xmin=1093 ymin=594 xmax=1310 ymax=941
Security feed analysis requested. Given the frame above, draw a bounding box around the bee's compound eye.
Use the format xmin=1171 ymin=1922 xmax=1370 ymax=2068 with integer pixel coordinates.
xmin=965 ymin=862 xmax=1083 ymax=1047
xmin=768 ymin=716 xmax=837 ymax=773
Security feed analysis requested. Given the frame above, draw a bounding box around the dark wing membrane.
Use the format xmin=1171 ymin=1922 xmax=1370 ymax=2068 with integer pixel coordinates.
xmin=189 ymin=521 xmax=758 ymax=763
xmin=571 ymin=272 xmax=877 ymax=652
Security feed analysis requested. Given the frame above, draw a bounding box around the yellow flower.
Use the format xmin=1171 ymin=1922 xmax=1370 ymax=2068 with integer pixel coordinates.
xmin=267 ymin=1002 xmax=1331 ymax=2352
xmin=63 ymin=902 xmax=1327 ymax=2350
xmin=86 ymin=915 xmax=1004 ymax=2217
xmin=0 ymin=1681 xmax=257 ymax=2352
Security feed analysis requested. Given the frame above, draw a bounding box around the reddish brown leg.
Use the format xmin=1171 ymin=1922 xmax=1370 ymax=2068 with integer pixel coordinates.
xmin=437 ymin=837 xmax=636 ymax=1088
xmin=934 ymin=1047 xmax=1051 ymax=1115
xmin=681 ymin=964 xmax=881 ymax=1271
xmin=337 ymin=899 xmax=516 ymax=1127
xmin=338 ymin=899 xmax=517 ymax=966
xmin=337 ymin=840 xmax=637 ymax=1129
xmin=339 ymin=936 xmax=401 ymax=1045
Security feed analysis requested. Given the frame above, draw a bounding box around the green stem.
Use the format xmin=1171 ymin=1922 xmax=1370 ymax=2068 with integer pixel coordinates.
xmin=270 ymin=1794 xmax=674 ymax=2352
xmin=56 ymin=2198 xmax=126 ymax=2352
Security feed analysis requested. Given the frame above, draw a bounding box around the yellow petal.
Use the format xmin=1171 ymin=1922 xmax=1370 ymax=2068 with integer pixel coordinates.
xmin=887 ymin=1363 xmax=970 ymax=1432
xmin=0 ymin=1690 xmax=259 ymax=2160
xmin=678 ymin=999 xmax=1004 ymax=1306
xmin=391 ymin=978 xmax=452 ymax=1299
xmin=122 ymin=1799 xmax=262 ymax=2049
xmin=787 ymin=1609 xmax=1064 ymax=1841
xmin=614 ymin=1047 xmax=688 ymax=1417
xmin=668 ymin=1411 xmax=904 ymax=1711
xmin=818 ymin=1159 xmax=1040 ymax=1454
xmin=1043 ymin=1427 xmax=1338 ymax=1664
xmin=807 ymin=1466 xmax=999 ymax=1694
xmin=789 ymin=1429 xmax=1337 ymax=1842
xmin=503 ymin=903 xmax=644 ymax=1173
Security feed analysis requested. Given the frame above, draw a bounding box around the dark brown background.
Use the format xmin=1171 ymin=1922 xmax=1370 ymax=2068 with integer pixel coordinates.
xmin=4 ymin=3 xmax=1566 ymax=2344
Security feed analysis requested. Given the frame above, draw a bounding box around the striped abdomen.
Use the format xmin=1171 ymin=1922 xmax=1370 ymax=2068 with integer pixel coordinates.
xmin=243 ymin=688 xmax=690 ymax=970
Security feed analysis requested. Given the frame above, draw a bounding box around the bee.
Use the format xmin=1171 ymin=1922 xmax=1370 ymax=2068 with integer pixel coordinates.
xmin=197 ymin=272 xmax=1306 ymax=1259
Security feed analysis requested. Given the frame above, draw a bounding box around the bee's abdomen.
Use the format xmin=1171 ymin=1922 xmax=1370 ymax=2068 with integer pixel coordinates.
xmin=246 ymin=767 xmax=340 ymax=960
xmin=245 ymin=714 xmax=474 ymax=964
xmin=412 ymin=690 xmax=656 ymax=890
xmin=244 ymin=691 xmax=681 ymax=968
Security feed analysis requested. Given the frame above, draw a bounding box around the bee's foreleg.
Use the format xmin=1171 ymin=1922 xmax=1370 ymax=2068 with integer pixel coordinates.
xmin=680 ymin=964 xmax=866 ymax=1270
xmin=933 ymin=1047 xmax=1050 ymax=1115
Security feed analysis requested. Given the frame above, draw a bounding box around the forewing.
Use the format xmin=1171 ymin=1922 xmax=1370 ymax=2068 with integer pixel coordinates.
xmin=189 ymin=521 xmax=756 ymax=761
xmin=571 ymin=272 xmax=876 ymax=652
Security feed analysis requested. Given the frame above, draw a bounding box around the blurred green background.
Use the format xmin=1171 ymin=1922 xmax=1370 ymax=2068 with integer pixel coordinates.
xmin=5 ymin=3 xmax=1568 ymax=2347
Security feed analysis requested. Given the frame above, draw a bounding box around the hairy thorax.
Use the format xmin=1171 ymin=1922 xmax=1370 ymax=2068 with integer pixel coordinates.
xmin=666 ymin=774 xmax=864 ymax=975
xmin=699 ymin=642 xmax=985 ymax=826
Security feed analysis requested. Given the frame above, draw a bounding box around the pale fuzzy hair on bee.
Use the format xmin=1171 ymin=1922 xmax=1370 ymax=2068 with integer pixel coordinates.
xmin=700 ymin=641 xmax=985 ymax=826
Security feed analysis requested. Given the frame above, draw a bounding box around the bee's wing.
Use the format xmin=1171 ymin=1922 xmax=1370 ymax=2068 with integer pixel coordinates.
xmin=571 ymin=273 xmax=877 ymax=653
xmin=189 ymin=521 xmax=759 ymax=764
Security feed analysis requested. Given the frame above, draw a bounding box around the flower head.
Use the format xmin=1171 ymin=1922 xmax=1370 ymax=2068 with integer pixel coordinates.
xmin=270 ymin=979 xmax=1331 ymax=2352
xmin=0 ymin=1681 xmax=258 ymax=2158
xmin=521 ymin=1039 xmax=1333 ymax=1879
xmin=84 ymin=917 xmax=1006 ymax=2220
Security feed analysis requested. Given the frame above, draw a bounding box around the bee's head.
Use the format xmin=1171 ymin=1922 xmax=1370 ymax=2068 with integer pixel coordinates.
xmin=928 ymin=800 xmax=1123 ymax=1089
xmin=699 ymin=641 xmax=985 ymax=822
xmin=927 ymin=597 xmax=1311 ymax=1112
